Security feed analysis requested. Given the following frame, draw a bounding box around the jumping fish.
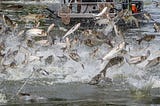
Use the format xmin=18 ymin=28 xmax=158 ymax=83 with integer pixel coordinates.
xmin=113 ymin=9 xmax=127 ymax=22
xmin=95 ymin=18 xmax=110 ymax=26
xmin=63 ymin=23 xmax=81 ymax=39
xmin=89 ymin=73 xmax=112 ymax=85
xmin=145 ymin=57 xmax=160 ymax=68
xmin=103 ymin=21 xmax=115 ymax=36
xmin=122 ymin=15 xmax=139 ymax=27
xmin=35 ymin=22 xmax=40 ymax=28
xmin=26 ymin=28 xmax=47 ymax=37
xmin=35 ymin=68 xmax=49 ymax=76
xmin=2 ymin=15 xmax=13 ymax=27
xmin=152 ymin=1 xmax=160 ymax=7
xmin=127 ymin=50 xmax=150 ymax=65
xmin=101 ymin=41 xmax=126 ymax=62
xmin=20 ymin=13 xmax=45 ymax=24
xmin=59 ymin=26 xmax=67 ymax=32
xmin=88 ymin=73 xmax=103 ymax=85
xmin=44 ymin=55 xmax=53 ymax=65
xmin=5 ymin=4 xmax=23 ymax=10
xmin=47 ymin=23 xmax=54 ymax=34
xmin=84 ymin=38 xmax=112 ymax=47
xmin=93 ymin=7 xmax=108 ymax=17
xmin=69 ymin=52 xmax=81 ymax=62
xmin=136 ymin=34 xmax=155 ymax=44
xmin=34 ymin=40 xmax=50 ymax=46
xmin=127 ymin=56 xmax=147 ymax=65
xmin=100 ymin=56 xmax=124 ymax=77
xmin=28 ymin=55 xmax=42 ymax=62
xmin=2 ymin=14 xmax=17 ymax=30
xmin=57 ymin=54 xmax=68 ymax=62
xmin=153 ymin=22 xmax=160 ymax=32
xmin=65 ymin=37 xmax=71 ymax=51
xmin=113 ymin=24 xmax=125 ymax=41
xmin=143 ymin=13 xmax=154 ymax=22
xmin=89 ymin=48 xmax=99 ymax=58
xmin=89 ymin=56 xmax=124 ymax=85
xmin=17 ymin=30 xmax=25 ymax=36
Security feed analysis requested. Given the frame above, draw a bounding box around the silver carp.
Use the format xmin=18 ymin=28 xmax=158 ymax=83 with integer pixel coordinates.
xmin=101 ymin=41 xmax=126 ymax=62
xmin=93 ymin=7 xmax=108 ymax=17
xmin=47 ymin=23 xmax=55 ymax=34
xmin=26 ymin=28 xmax=47 ymax=37
xmin=127 ymin=50 xmax=150 ymax=65
xmin=63 ymin=23 xmax=81 ymax=39
xmin=100 ymin=56 xmax=124 ymax=77
xmin=153 ymin=22 xmax=160 ymax=32
xmin=145 ymin=57 xmax=160 ymax=68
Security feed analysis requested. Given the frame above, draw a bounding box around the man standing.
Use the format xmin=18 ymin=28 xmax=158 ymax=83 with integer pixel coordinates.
xmin=69 ymin=0 xmax=81 ymax=13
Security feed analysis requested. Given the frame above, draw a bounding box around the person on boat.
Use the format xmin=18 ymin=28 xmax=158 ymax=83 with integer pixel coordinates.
xmin=68 ymin=0 xmax=81 ymax=13
xmin=131 ymin=3 xmax=138 ymax=13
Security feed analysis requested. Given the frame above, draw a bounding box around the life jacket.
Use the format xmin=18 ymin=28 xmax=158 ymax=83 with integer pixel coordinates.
xmin=131 ymin=4 xmax=138 ymax=13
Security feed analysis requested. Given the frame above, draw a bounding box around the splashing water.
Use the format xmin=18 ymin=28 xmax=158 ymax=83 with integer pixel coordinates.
xmin=1 ymin=0 xmax=160 ymax=105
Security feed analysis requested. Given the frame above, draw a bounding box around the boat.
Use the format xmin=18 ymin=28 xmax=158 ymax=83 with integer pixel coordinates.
xmin=56 ymin=0 xmax=144 ymax=25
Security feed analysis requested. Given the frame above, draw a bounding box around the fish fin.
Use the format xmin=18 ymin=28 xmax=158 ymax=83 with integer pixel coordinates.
xmin=129 ymin=55 xmax=134 ymax=58
xmin=125 ymin=58 xmax=131 ymax=65
xmin=151 ymin=18 xmax=155 ymax=22
xmin=100 ymin=69 xmax=107 ymax=77
xmin=144 ymin=60 xmax=152 ymax=68
xmin=98 ymin=58 xmax=104 ymax=63
xmin=105 ymin=39 xmax=113 ymax=48
xmin=81 ymin=63 xmax=85 ymax=69
xmin=146 ymin=50 xmax=151 ymax=57
xmin=47 ymin=23 xmax=55 ymax=34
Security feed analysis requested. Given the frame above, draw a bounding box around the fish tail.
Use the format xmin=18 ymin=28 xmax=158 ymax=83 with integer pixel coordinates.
xmin=105 ymin=40 xmax=113 ymax=48
xmin=136 ymin=39 xmax=142 ymax=45
xmin=88 ymin=79 xmax=99 ymax=85
xmin=151 ymin=18 xmax=155 ymax=22
xmin=88 ymin=74 xmax=101 ymax=85
xmin=125 ymin=58 xmax=131 ymax=65
xmin=100 ymin=69 xmax=107 ymax=77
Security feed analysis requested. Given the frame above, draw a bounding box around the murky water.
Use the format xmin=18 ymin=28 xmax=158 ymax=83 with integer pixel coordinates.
xmin=1 ymin=0 xmax=160 ymax=105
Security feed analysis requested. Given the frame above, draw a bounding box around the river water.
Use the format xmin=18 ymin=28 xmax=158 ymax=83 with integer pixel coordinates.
xmin=1 ymin=0 xmax=160 ymax=105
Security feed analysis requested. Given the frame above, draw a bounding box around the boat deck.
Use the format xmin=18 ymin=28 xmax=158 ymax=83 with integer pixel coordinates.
xmin=58 ymin=12 xmax=116 ymax=18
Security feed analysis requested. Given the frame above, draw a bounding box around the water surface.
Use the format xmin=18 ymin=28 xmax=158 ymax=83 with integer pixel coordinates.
xmin=1 ymin=0 xmax=160 ymax=105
